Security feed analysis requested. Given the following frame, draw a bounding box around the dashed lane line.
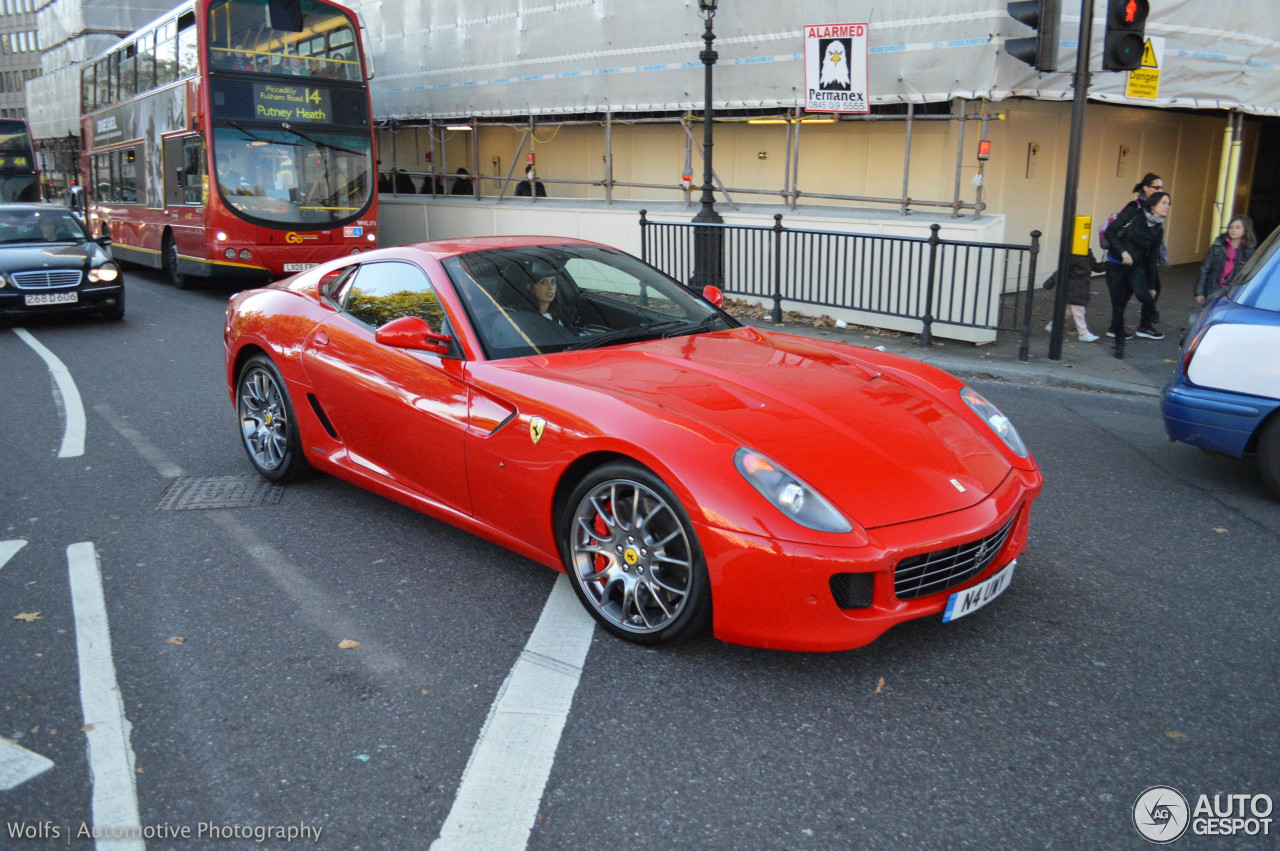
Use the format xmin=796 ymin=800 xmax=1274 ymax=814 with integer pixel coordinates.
xmin=68 ymin=542 xmax=144 ymax=851
xmin=13 ymin=328 xmax=86 ymax=459
xmin=431 ymin=575 xmax=595 ymax=850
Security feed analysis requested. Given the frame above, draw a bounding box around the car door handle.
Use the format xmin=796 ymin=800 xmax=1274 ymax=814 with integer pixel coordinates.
xmin=314 ymin=330 xmax=329 ymax=346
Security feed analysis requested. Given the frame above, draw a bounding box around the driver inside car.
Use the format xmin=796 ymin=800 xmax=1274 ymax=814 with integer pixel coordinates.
xmin=485 ymin=259 xmax=583 ymax=350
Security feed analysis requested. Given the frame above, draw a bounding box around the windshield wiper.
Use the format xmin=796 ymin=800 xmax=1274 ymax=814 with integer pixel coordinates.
xmin=280 ymin=122 xmax=365 ymax=157
xmin=562 ymin=319 xmax=689 ymax=351
xmin=660 ymin=313 xmax=731 ymax=338
xmin=227 ymin=120 xmax=297 ymax=147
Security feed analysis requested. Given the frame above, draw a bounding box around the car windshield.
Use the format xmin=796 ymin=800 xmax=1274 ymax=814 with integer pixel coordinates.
xmin=1230 ymin=224 xmax=1280 ymax=312
xmin=0 ymin=209 xmax=88 ymax=244
xmin=441 ymin=245 xmax=735 ymax=359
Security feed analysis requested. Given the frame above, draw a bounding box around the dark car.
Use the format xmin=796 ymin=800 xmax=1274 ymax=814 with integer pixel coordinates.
xmin=0 ymin=203 xmax=123 ymax=320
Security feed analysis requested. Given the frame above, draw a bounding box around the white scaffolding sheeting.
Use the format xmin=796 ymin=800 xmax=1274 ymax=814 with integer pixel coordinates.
xmin=352 ymin=0 xmax=1280 ymax=119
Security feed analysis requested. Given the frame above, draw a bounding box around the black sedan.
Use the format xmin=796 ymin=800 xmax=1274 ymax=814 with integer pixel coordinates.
xmin=0 ymin=203 xmax=123 ymax=320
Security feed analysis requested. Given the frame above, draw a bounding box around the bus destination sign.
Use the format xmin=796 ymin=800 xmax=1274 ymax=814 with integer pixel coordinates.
xmin=253 ymin=84 xmax=333 ymax=123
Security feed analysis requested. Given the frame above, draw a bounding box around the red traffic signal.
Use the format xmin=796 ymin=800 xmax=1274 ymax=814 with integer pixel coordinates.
xmin=1103 ymin=0 xmax=1149 ymax=71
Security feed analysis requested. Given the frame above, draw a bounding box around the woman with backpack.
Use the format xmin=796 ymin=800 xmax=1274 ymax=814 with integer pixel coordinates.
xmin=1195 ymin=215 xmax=1257 ymax=304
xmin=1103 ymin=191 xmax=1171 ymax=355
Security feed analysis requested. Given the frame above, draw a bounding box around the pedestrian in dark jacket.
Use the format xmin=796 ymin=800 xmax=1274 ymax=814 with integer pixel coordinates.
xmin=1104 ymin=191 xmax=1171 ymax=354
xmin=1195 ymin=215 xmax=1257 ymax=303
xmin=1043 ymin=250 xmax=1103 ymax=342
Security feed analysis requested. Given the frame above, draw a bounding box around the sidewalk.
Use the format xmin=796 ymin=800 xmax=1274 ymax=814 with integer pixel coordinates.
xmin=728 ymin=262 xmax=1200 ymax=398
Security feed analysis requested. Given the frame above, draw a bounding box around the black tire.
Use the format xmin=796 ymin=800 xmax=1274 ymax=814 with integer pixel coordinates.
xmin=1257 ymin=416 xmax=1280 ymax=499
xmin=235 ymin=354 xmax=311 ymax=483
xmin=560 ymin=462 xmax=710 ymax=645
xmin=162 ymin=231 xmax=193 ymax=290
xmin=100 ymin=288 xmax=125 ymax=321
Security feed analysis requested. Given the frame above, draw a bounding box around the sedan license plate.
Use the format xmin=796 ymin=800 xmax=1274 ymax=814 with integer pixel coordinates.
xmin=24 ymin=292 xmax=79 ymax=306
xmin=283 ymin=263 xmax=318 ymax=272
xmin=942 ymin=559 xmax=1015 ymax=623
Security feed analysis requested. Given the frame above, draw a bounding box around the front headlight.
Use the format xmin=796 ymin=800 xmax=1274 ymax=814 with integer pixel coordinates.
xmin=734 ymin=447 xmax=853 ymax=533
xmin=960 ymin=387 xmax=1029 ymax=458
xmin=88 ymin=263 xmax=121 ymax=283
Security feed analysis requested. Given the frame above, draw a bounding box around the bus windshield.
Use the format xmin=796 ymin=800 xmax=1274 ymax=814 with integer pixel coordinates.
xmin=0 ymin=119 xmax=40 ymax=203
xmin=208 ymin=0 xmax=359 ymax=80
xmin=212 ymin=125 xmax=371 ymax=225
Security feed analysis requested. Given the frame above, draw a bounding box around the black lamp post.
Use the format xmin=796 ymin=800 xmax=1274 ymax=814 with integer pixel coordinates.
xmin=690 ymin=0 xmax=723 ymax=289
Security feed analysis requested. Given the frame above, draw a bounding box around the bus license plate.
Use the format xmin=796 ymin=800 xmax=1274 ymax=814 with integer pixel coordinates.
xmin=25 ymin=292 xmax=79 ymax=306
xmin=942 ymin=560 xmax=1015 ymax=623
xmin=284 ymin=263 xmax=318 ymax=272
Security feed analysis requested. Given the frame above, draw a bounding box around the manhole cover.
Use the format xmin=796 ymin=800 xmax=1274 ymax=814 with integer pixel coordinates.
xmin=156 ymin=475 xmax=284 ymax=510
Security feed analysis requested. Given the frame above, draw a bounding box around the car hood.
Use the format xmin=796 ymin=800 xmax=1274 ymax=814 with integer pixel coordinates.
xmin=0 ymin=243 xmax=98 ymax=271
xmin=529 ymin=328 xmax=1012 ymax=529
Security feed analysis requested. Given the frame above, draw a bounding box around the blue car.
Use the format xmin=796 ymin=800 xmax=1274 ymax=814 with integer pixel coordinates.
xmin=1161 ymin=226 xmax=1280 ymax=497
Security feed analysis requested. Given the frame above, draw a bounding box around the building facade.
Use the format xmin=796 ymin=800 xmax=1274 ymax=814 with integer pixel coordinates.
xmin=1 ymin=0 xmax=41 ymax=119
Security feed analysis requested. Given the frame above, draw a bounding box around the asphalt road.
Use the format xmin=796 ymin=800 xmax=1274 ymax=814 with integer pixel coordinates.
xmin=2 ymin=269 xmax=1277 ymax=850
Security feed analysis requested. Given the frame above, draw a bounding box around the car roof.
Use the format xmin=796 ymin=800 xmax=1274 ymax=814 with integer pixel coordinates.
xmin=400 ymin=235 xmax=600 ymax=261
xmin=0 ymin=203 xmax=76 ymax=214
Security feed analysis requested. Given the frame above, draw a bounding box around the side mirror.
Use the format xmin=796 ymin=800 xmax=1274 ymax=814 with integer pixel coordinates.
xmin=95 ymin=234 xmax=112 ymax=248
xmin=375 ymin=315 xmax=453 ymax=355
xmin=702 ymin=285 xmax=724 ymax=308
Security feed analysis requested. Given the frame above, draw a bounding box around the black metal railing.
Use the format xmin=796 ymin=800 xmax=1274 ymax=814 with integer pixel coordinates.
xmin=640 ymin=211 xmax=1041 ymax=361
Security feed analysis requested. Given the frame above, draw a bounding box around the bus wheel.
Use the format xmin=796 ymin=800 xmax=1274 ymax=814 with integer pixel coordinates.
xmin=162 ymin=231 xmax=192 ymax=289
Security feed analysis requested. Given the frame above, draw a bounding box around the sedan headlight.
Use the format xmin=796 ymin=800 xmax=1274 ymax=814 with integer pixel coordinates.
xmin=960 ymin=387 xmax=1028 ymax=458
xmin=734 ymin=447 xmax=852 ymax=533
xmin=88 ymin=263 xmax=121 ymax=283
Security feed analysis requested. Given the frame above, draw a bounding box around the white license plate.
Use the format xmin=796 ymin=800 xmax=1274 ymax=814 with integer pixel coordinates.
xmin=24 ymin=292 xmax=79 ymax=306
xmin=942 ymin=559 xmax=1015 ymax=623
xmin=283 ymin=263 xmax=318 ymax=272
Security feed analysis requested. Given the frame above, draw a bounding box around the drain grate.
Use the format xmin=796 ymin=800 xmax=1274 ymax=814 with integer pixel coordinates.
xmin=156 ymin=475 xmax=284 ymax=510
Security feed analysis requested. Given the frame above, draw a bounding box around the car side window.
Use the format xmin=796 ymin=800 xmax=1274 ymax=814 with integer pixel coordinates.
xmin=339 ymin=260 xmax=447 ymax=331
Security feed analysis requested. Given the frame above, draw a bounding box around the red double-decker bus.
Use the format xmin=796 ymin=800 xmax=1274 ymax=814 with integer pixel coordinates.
xmin=0 ymin=118 xmax=41 ymax=203
xmin=80 ymin=0 xmax=377 ymax=288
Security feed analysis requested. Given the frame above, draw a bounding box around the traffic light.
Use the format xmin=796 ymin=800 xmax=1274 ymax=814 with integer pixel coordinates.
xmin=1005 ymin=0 xmax=1060 ymax=72
xmin=1103 ymin=0 xmax=1150 ymax=71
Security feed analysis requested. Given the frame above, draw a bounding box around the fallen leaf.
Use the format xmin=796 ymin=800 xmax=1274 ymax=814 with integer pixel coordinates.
xmin=13 ymin=611 xmax=42 ymax=622
xmin=30 ymin=725 xmax=39 ymax=734
xmin=338 ymin=639 xmax=361 ymax=649
xmin=420 ymin=689 xmax=429 ymax=695
xmin=1212 ymin=528 xmax=1228 ymax=534
xmin=34 ymin=653 xmax=42 ymax=658
xmin=166 ymin=637 xmax=186 ymax=645
xmin=81 ymin=724 xmax=95 ymax=732
xmin=1165 ymin=730 xmax=1188 ymax=741
xmin=875 ymin=677 xmax=885 ymax=694
xmin=1163 ymin=359 xmax=1176 ymax=363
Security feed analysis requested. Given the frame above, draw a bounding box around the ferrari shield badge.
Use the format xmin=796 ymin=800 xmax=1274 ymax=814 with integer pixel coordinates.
xmin=529 ymin=417 xmax=546 ymax=444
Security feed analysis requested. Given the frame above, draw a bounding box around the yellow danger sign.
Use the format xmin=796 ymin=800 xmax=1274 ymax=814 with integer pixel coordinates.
xmin=1125 ymin=36 xmax=1164 ymax=100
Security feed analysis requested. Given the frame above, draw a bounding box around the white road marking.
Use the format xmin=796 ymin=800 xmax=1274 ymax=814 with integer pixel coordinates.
xmin=0 ymin=738 xmax=55 ymax=791
xmin=94 ymin=404 xmax=185 ymax=479
xmin=67 ymin=542 xmax=144 ymax=851
xmin=13 ymin=328 xmax=86 ymax=458
xmin=0 ymin=540 xmax=54 ymax=790
xmin=0 ymin=538 xmax=27 ymax=569
xmin=431 ymin=575 xmax=595 ymax=850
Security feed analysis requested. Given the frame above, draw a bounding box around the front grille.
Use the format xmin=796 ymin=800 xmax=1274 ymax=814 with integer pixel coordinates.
xmin=894 ymin=515 xmax=1017 ymax=600
xmin=11 ymin=270 xmax=83 ymax=290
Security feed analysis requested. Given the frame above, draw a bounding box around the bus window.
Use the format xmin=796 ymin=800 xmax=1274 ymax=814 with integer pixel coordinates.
xmin=183 ymin=138 xmax=206 ymax=205
xmin=178 ymin=12 xmax=199 ymax=78
xmin=137 ymin=32 xmax=155 ymax=93
xmin=120 ymin=149 xmax=138 ymax=203
xmin=120 ymin=43 xmax=137 ymax=100
xmin=81 ymin=63 xmax=95 ymax=113
xmin=156 ymin=21 xmax=177 ymax=85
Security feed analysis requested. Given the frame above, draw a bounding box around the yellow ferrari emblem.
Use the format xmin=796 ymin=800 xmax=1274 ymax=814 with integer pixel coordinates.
xmin=623 ymin=548 xmax=640 ymax=566
xmin=529 ymin=417 xmax=546 ymax=444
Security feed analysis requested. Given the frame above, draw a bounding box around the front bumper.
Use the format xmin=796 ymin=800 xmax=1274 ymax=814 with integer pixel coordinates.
xmin=0 ymin=284 xmax=124 ymax=318
xmin=699 ymin=466 xmax=1041 ymax=652
xmin=1161 ymin=381 xmax=1279 ymax=457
